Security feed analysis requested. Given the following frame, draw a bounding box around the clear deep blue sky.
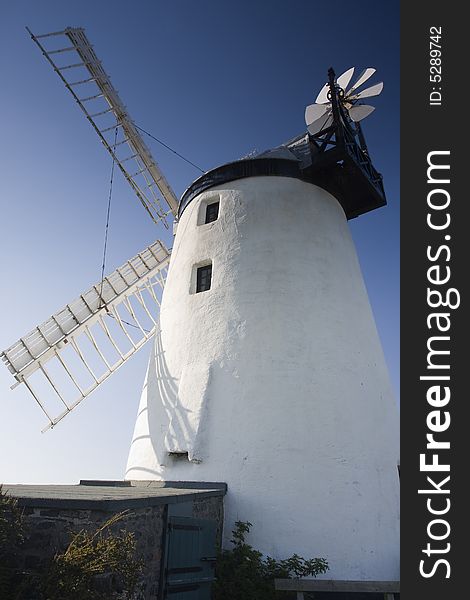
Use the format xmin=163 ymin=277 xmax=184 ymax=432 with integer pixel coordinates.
xmin=0 ymin=0 xmax=399 ymax=484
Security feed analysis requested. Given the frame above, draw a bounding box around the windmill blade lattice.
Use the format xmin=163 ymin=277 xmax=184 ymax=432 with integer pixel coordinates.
xmin=1 ymin=241 xmax=170 ymax=431
xmin=27 ymin=27 xmax=179 ymax=227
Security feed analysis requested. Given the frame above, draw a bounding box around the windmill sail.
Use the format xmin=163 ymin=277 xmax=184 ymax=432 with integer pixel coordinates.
xmin=1 ymin=241 xmax=170 ymax=431
xmin=306 ymin=67 xmax=383 ymax=135
xmin=26 ymin=26 xmax=179 ymax=227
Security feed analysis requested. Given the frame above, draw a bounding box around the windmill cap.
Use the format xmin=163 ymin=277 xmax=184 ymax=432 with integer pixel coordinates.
xmin=179 ymin=153 xmax=301 ymax=219
xmin=179 ymin=129 xmax=386 ymax=220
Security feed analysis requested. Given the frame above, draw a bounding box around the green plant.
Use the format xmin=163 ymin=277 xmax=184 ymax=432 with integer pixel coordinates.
xmin=212 ymin=521 xmax=328 ymax=600
xmin=40 ymin=511 xmax=144 ymax=600
xmin=0 ymin=485 xmax=25 ymax=599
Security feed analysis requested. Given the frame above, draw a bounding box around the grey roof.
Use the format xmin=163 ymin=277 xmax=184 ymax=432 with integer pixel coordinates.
xmin=253 ymin=133 xmax=312 ymax=169
xmin=4 ymin=480 xmax=226 ymax=511
xmin=255 ymin=146 xmax=300 ymax=161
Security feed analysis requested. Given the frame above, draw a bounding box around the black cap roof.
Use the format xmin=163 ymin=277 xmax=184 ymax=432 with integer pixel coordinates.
xmin=179 ymin=131 xmax=386 ymax=221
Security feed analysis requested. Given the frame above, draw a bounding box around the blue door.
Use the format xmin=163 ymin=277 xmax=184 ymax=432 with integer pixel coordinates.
xmin=163 ymin=516 xmax=217 ymax=599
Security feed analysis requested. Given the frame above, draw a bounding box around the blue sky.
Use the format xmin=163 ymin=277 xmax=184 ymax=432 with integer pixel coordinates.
xmin=0 ymin=0 xmax=399 ymax=484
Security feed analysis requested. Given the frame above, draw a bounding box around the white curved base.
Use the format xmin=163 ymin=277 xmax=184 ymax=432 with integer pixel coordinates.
xmin=126 ymin=176 xmax=399 ymax=580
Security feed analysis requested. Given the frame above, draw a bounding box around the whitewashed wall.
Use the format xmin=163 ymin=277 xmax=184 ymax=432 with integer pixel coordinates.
xmin=126 ymin=175 xmax=400 ymax=580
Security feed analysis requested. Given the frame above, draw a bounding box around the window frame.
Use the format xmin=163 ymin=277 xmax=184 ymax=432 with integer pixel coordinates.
xmin=197 ymin=195 xmax=220 ymax=226
xmin=195 ymin=263 xmax=212 ymax=293
xmin=204 ymin=201 xmax=219 ymax=224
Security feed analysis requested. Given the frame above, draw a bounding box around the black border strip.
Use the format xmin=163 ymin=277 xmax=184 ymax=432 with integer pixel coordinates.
xmin=401 ymin=3 xmax=465 ymax=597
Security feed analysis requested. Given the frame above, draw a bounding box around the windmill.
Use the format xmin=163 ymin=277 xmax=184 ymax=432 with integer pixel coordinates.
xmin=1 ymin=31 xmax=399 ymax=581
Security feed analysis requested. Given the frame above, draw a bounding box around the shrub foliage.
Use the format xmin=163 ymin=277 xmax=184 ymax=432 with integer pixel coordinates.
xmin=40 ymin=511 xmax=144 ymax=600
xmin=0 ymin=485 xmax=25 ymax=598
xmin=212 ymin=521 xmax=329 ymax=600
xmin=0 ymin=487 xmax=143 ymax=600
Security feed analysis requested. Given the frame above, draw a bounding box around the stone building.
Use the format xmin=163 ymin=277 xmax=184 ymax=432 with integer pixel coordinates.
xmin=6 ymin=480 xmax=225 ymax=599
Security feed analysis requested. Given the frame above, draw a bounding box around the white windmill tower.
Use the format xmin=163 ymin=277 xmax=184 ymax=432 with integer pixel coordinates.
xmin=1 ymin=29 xmax=399 ymax=582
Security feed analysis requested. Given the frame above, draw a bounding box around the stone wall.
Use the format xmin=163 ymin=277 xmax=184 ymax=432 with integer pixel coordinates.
xmin=191 ymin=495 xmax=224 ymax=548
xmin=19 ymin=504 xmax=165 ymax=599
xmin=7 ymin=488 xmax=225 ymax=600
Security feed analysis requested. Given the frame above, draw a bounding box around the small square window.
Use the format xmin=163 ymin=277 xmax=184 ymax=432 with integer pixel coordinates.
xmin=205 ymin=201 xmax=219 ymax=224
xmin=196 ymin=264 xmax=212 ymax=293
